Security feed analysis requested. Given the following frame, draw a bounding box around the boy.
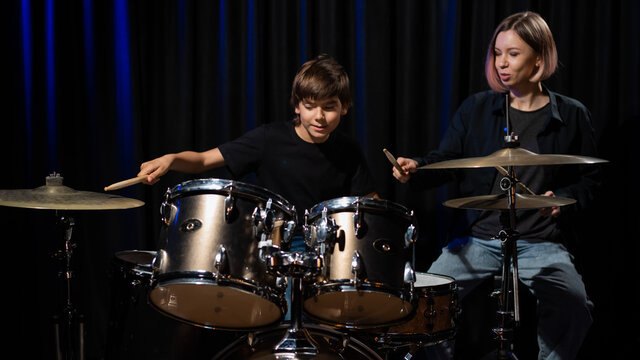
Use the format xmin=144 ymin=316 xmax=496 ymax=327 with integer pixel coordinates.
xmin=138 ymin=54 xmax=377 ymax=242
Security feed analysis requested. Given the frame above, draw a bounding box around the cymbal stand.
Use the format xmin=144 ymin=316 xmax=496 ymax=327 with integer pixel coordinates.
xmin=492 ymin=154 xmax=521 ymax=360
xmin=52 ymin=213 xmax=85 ymax=360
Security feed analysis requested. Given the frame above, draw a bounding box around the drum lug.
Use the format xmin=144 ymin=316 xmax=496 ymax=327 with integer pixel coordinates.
xmin=318 ymin=208 xmax=337 ymax=243
xmin=404 ymin=224 xmax=417 ymax=248
xmin=404 ymin=261 xmax=416 ymax=285
xmin=252 ymin=199 xmax=275 ymax=239
xmin=224 ymin=192 xmax=236 ymax=223
xmin=306 ymin=207 xmax=338 ymax=251
xmin=353 ymin=205 xmax=363 ymax=237
xmin=283 ymin=219 xmax=296 ymax=243
xmin=152 ymin=250 xmax=167 ymax=274
xmin=424 ymin=297 xmax=437 ymax=331
xmin=351 ymin=251 xmax=366 ymax=283
xmin=159 ymin=190 xmax=174 ymax=225
xmin=215 ymin=245 xmax=229 ymax=276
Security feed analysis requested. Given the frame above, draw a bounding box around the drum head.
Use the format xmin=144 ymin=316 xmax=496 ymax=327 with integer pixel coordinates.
xmin=304 ymin=284 xmax=413 ymax=328
xmin=213 ymin=323 xmax=382 ymax=359
xmin=149 ymin=279 xmax=284 ymax=330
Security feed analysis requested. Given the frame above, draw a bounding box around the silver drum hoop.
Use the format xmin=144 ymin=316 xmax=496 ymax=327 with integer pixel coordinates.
xmin=307 ymin=196 xmax=413 ymax=221
xmin=166 ymin=178 xmax=295 ymax=216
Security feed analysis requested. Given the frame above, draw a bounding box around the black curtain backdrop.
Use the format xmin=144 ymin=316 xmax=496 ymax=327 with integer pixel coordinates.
xmin=1 ymin=0 xmax=638 ymax=359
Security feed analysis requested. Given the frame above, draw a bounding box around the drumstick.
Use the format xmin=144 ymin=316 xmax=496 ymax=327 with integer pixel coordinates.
xmin=383 ymin=148 xmax=406 ymax=174
xmin=494 ymin=166 xmax=535 ymax=195
xmin=104 ymin=175 xmax=147 ymax=191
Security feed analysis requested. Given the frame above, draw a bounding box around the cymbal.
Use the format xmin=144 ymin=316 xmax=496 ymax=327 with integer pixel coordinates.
xmin=419 ymin=147 xmax=608 ymax=169
xmin=443 ymin=193 xmax=576 ymax=210
xmin=0 ymin=174 xmax=144 ymax=210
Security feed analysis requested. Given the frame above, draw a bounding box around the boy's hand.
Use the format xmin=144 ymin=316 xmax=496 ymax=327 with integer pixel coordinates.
xmin=138 ymin=154 xmax=174 ymax=185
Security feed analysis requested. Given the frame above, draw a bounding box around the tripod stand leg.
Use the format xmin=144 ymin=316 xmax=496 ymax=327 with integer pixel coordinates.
xmin=54 ymin=316 xmax=63 ymax=360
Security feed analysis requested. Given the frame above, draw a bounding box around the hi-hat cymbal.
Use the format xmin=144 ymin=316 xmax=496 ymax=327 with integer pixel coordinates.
xmin=443 ymin=193 xmax=576 ymax=210
xmin=0 ymin=174 xmax=144 ymax=210
xmin=419 ymin=147 xmax=608 ymax=169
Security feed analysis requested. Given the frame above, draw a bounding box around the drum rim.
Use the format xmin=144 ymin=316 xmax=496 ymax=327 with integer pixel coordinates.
xmin=167 ymin=178 xmax=295 ymax=214
xmin=151 ymin=271 xmax=286 ymax=298
xmin=307 ymin=196 xmax=413 ymax=220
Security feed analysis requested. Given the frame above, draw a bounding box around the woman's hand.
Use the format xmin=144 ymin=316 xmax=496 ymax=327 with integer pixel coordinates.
xmin=392 ymin=157 xmax=419 ymax=183
xmin=539 ymin=190 xmax=561 ymax=218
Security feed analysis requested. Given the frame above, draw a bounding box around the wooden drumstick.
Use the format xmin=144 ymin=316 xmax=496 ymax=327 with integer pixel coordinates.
xmin=383 ymin=148 xmax=406 ymax=174
xmin=104 ymin=175 xmax=147 ymax=191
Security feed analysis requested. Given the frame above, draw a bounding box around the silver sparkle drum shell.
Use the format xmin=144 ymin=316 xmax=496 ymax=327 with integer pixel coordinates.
xmin=303 ymin=197 xmax=416 ymax=328
xmin=149 ymin=178 xmax=295 ymax=330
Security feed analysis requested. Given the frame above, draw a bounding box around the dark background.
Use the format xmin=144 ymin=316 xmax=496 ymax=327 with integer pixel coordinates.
xmin=1 ymin=0 xmax=638 ymax=358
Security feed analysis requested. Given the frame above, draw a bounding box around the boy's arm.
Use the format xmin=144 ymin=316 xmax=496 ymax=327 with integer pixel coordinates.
xmin=138 ymin=148 xmax=226 ymax=184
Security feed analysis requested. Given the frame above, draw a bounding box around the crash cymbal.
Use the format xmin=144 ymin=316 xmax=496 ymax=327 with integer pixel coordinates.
xmin=443 ymin=193 xmax=576 ymax=210
xmin=419 ymin=147 xmax=608 ymax=169
xmin=0 ymin=174 xmax=144 ymax=210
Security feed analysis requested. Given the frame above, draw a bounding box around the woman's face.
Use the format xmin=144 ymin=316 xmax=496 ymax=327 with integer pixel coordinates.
xmin=494 ymin=29 xmax=541 ymax=90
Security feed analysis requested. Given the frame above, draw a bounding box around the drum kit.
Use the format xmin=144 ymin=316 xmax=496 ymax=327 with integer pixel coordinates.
xmin=0 ymin=141 xmax=606 ymax=360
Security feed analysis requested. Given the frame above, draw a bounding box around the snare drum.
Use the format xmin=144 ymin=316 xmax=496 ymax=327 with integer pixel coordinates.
xmin=149 ymin=179 xmax=296 ymax=330
xmin=378 ymin=272 xmax=458 ymax=348
xmin=303 ymin=197 xmax=417 ymax=328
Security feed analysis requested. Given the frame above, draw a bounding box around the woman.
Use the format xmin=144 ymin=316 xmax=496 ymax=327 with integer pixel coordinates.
xmin=394 ymin=12 xmax=599 ymax=360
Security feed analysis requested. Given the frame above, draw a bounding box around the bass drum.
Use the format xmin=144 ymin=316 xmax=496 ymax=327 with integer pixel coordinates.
xmin=212 ymin=324 xmax=382 ymax=359
xmin=149 ymin=179 xmax=296 ymax=330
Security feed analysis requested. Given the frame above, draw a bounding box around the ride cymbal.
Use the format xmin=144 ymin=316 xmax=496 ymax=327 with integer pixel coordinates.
xmin=419 ymin=147 xmax=608 ymax=169
xmin=443 ymin=193 xmax=576 ymax=210
xmin=0 ymin=174 xmax=144 ymax=210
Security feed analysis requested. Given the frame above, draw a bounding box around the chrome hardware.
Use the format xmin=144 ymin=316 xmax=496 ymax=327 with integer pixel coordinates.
xmin=353 ymin=202 xmax=363 ymax=237
xmin=152 ymin=249 xmax=167 ymax=273
xmin=160 ymin=190 xmax=172 ymax=225
xmin=283 ymin=220 xmax=296 ymax=243
xmin=215 ymin=245 xmax=228 ymax=276
xmin=263 ymin=199 xmax=275 ymax=233
xmin=316 ymin=207 xmax=337 ymax=244
xmin=404 ymin=224 xmax=417 ymax=248
xmin=224 ymin=192 xmax=235 ymax=223
xmin=351 ymin=250 xmax=365 ymax=282
xmin=403 ymin=261 xmax=416 ymax=284
xmin=252 ymin=199 xmax=276 ymax=239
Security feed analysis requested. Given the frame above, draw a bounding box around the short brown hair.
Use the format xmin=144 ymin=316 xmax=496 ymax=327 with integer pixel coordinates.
xmin=485 ymin=11 xmax=558 ymax=92
xmin=290 ymin=54 xmax=351 ymax=123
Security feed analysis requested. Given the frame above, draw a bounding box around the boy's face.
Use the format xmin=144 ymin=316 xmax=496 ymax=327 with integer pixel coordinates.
xmin=294 ymin=97 xmax=347 ymax=143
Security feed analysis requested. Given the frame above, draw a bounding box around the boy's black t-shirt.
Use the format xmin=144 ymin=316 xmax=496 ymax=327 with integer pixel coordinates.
xmin=218 ymin=121 xmax=376 ymax=223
